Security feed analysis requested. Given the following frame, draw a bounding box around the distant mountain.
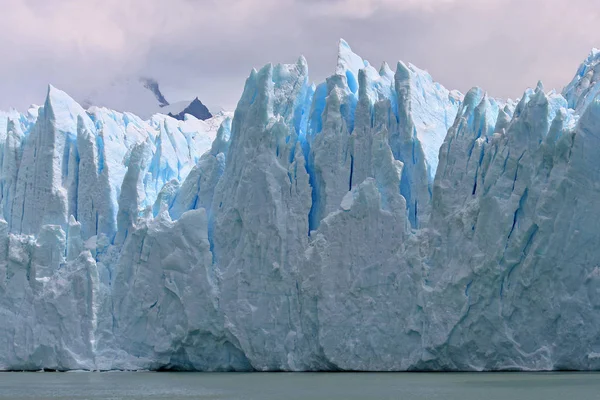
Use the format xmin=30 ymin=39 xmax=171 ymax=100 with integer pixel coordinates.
xmin=81 ymin=77 xmax=170 ymax=119
xmin=167 ymin=98 xmax=213 ymax=121
xmin=82 ymin=77 xmax=215 ymax=121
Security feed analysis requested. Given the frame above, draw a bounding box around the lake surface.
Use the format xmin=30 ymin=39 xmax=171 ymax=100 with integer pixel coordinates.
xmin=0 ymin=372 xmax=598 ymax=399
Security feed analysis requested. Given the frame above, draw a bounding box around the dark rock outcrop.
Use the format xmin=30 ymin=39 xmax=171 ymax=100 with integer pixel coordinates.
xmin=169 ymin=98 xmax=213 ymax=121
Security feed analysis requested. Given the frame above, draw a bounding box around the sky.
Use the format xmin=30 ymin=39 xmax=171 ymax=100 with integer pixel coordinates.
xmin=2 ymin=0 xmax=600 ymax=112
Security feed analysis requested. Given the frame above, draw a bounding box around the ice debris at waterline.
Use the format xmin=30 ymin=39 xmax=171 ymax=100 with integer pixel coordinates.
xmin=1 ymin=40 xmax=600 ymax=371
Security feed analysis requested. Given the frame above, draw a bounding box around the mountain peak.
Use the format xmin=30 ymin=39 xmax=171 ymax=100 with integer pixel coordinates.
xmin=168 ymin=97 xmax=213 ymax=121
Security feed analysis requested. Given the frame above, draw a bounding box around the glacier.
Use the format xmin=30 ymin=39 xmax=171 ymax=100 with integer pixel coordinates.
xmin=1 ymin=40 xmax=600 ymax=371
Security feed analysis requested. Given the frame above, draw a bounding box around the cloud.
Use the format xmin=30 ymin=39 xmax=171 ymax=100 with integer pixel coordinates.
xmin=1 ymin=0 xmax=599 ymax=112
xmin=306 ymin=0 xmax=474 ymax=18
xmin=1 ymin=0 xmax=154 ymax=108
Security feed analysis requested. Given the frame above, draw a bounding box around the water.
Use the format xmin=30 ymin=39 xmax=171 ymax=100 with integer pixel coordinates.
xmin=0 ymin=372 xmax=598 ymax=399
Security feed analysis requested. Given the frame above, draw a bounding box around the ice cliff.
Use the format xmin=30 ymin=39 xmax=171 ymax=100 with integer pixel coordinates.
xmin=1 ymin=41 xmax=600 ymax=371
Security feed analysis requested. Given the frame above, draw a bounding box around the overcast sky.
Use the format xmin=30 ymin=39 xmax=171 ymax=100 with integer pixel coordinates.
xmin=2 ymin=0 xmax=600 ymax=112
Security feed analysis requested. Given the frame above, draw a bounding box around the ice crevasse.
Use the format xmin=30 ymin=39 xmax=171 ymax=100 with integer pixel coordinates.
xmin=1 ymin=40 xmax=600 ymax=371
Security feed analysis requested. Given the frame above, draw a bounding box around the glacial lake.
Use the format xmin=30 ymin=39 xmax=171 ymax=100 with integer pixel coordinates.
xmin=0 ymin=371 xmax=598 ymax=399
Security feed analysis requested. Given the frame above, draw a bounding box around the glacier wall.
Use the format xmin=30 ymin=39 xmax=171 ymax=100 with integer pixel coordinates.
xmin=1 ymin=40 xmax=600 ymax=371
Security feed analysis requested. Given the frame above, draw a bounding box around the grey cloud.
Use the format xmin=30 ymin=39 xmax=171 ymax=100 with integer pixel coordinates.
xmin=1 ymin=0 xmax=599 ymax=111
